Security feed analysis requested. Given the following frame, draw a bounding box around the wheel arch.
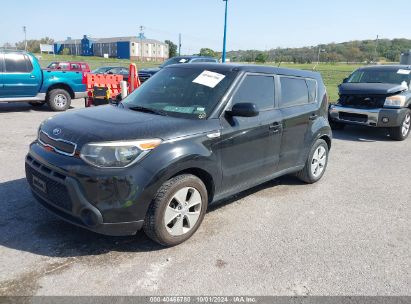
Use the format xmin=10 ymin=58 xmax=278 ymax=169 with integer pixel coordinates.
xmin=46 ymin=83 xmax=74 ymax=99
xmin=170 ymin=167 xmax=216 ymax=203
xmin=319 ymin=134 xmax=332 ymax=150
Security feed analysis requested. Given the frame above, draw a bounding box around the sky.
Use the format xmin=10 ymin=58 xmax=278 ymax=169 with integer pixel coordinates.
xmin=0 ymin=0 xmax=409 ymax=54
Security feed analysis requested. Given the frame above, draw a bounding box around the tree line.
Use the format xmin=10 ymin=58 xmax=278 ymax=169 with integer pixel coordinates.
xmin=3 ymin=37 xmax=410 ymax=64
xmin=198 ymin=38 xmax=411 ymax=63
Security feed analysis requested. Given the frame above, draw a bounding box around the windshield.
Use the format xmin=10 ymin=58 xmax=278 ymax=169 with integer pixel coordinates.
xmin=47 ymin=62 xmax=59 ymax=69
xmin=122 ymin=67 xmax=237 ymax=119
xmin=92 ymin=67 xmax=113 ymax=73
xmin=348 ymin=69 xmax=411 ymax=85
xmin=159 ymin=57 xmax=192 ymax=68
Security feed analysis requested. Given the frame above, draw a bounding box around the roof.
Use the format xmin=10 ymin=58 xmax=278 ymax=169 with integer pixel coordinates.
xmin=358 ymin=65 xmax=411 ymax=71
xmin=165 ymin=63 xmax=321 ymax=79
xmin=0 ymin=49 xmax=28 ymax=54
xmin=173 ymin=55 xmax=215 ymax=59
xmin=55 ymin=36 xmax=167 ymax=45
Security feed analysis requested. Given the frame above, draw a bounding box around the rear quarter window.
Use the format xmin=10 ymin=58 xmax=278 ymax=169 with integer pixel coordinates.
xmin=306 ymin=79 xmax=317 ymax=103
xmin=0 ymin=54 xmax=4 ymax=72
xmin=279 ymin=77 xmax=309 ymax=108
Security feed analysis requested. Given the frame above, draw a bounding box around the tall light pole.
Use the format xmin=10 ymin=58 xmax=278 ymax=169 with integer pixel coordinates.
xmin=222 ymin=0 xmax=228 ymax=63
xmin=313 ymin=48 xmax=326 ymax=70
xmin=23 ymin=26 xmax=27 ymax=51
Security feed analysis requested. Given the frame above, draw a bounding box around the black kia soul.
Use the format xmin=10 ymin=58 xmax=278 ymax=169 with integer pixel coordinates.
xmin=26 ymin=64 xmax=332 ymax=246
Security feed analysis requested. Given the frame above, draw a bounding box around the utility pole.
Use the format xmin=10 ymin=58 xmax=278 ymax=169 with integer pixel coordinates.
xmin=222 ymin=0 xmax=228 ymax=63
xmin=23 ymin=26 xmax=27 ymax=51
xmin=139 ymin=25 xmax=145 ymax=62
xmin=373 ymin=35 xmax=379 ymax=63
xmin=178 ymin=33 xmax=182 ymax=56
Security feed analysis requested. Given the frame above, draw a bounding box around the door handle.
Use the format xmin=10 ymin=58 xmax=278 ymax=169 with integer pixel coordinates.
xmin=30 ymin=75 xmax=36 ymax=79
xmin=309 ymin=113 xmax=318 ymax=121
xmin=269 ymin=122 xmax=282 ymax=133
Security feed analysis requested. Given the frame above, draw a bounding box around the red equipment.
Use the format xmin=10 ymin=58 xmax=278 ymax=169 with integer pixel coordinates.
xmin=84 ymin=74 xmax=123 ymax=107
xmin=128 ymin=63 xmax=140 ymax=93
xmin=84 ymin=63 xmax=141 ymax=107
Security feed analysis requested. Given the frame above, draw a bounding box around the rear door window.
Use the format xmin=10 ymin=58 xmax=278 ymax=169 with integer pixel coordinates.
xmin=232 ymin=75 xmax=275 ymax=111
xmin=4 ymin=53 xmax=33 ymax=73
xmin=279 ymin=77 xmax=309 ymax=108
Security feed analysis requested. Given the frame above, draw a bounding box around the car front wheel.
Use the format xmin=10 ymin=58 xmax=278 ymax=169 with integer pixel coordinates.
xmin=389 ymin=110 xmax=410 ymax=141
xmin=296 ymin=139 xmax=329 ymax=184
xmin=143 ymin=174 xmax=208 ymax=247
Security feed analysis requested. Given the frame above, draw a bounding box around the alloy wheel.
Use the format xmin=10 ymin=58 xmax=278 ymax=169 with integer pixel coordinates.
xmin=164 ymin=187 xmax=202 ymax=236
xmin=311 ymin=146 xmax=327 ymax=178
xmin=402 ymin=113 xmax=410 ymax=137
xmin=54 ymin=94 xmax=67 ymax=108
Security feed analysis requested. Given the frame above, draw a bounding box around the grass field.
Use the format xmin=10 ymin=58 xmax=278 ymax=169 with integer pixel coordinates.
xmin=36 ymin=54 xmax=363 ymax=101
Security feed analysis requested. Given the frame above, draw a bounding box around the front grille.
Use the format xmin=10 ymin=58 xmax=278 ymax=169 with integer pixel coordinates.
xmin=38 ymin=131 xmax=76 ymax=156
xmin=138 ymin=73 xmax=152 ymax=83
xmin=339 ymin=95 xmax=385 ymax=109
xmin=339 ymin=112 xmax=368 ymax=123
xmin=25 ymin=157 xmax=72 ymax=212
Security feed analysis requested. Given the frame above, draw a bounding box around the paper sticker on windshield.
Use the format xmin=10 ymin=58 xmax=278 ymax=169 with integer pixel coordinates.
xmin=179 ymin=59 xmax=188 ymax=63
xmin=193 ymin=70 xmax=226 ymax=88
xmin=397 ymin=69 xmax=411 ymax=75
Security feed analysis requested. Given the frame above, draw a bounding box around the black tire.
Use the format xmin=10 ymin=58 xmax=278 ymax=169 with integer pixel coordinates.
xmin=329 ymin=120 xmax=345 ymax=130
xmin=47 ymin=89 xmax=71 ymax=111
xmin=28 ymin=101 xmax=45 ymax=107
xmin=389 ymin=110 xmax=410 ymax=141
xmin=296 ymin=139 xmax=329 ymax=184
xmin=143 ymin=174 xmax=208 ymax=247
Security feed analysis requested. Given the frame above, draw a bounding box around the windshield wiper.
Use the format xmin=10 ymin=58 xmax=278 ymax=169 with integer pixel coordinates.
xmin=128 ymin=106 xmax=168 ymax=116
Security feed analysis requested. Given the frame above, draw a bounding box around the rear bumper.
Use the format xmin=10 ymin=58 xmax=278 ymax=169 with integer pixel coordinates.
xmin=74 ymin=92 xmax=87 ymax=99
xmin=329 ymin=105 xmax=408 ymax=127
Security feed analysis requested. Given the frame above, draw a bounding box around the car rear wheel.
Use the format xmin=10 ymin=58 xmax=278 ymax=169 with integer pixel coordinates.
xmin=296 ymin=139 xmax=329 ymax=184
xmin=47 ymin=89 xmax=71 ymax=111
xmin=143 ymin=174 xmax=208 ymax=247
xmin=389 ymin=110 xmax=410 ymax=141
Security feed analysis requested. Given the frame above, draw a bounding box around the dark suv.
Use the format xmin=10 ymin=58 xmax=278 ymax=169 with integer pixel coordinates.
xmin=26 ymin=64 xmax=332 ymax=246
xmin=138 ymin=56 xmax=218 ymax=83
xmin=329 ymin=65 xmax=411 ymax=140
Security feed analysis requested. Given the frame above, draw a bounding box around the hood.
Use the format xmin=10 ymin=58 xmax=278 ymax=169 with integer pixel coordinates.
xmin=138 ymin=67 xmax=161 ymax=74
xmin=339 ymin=83 xmax=407 ymax=96
xmin=40 ymin=105 xmax=217 ymax=148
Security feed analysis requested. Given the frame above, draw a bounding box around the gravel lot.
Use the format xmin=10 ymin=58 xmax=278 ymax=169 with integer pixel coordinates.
xmin=0 ymin=100 xmax=410 ymax=296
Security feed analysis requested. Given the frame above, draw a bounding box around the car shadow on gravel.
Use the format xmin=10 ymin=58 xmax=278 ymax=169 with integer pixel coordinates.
xmin=208 ymin=175 xmax=303 ymax=212
xmin=332 ymin=125 xmax=393 ymax=142
xmin=0 ymin=175 xmax=303 ymax=258
xmin=0 ymin=103 xmax=74 ymax=113
xmin=0 ymin=178 xmax=164 ymax=258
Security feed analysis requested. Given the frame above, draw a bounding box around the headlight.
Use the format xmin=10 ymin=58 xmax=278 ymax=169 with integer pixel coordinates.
xmin=384 ymin=95 xmax=406 ymax=108
xmin=80 ymin=139 xmax=162 ymax=168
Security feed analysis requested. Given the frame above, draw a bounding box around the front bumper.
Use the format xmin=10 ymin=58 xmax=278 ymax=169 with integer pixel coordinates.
xmin=24 ymin=145 xmax=156 ymax=236
xmin=329 ymin=105 xmax=408 ymax=127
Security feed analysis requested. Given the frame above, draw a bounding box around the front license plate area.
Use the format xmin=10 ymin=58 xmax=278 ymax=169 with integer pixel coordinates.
xmin=32 ymin=176 xmax=47 ymax=193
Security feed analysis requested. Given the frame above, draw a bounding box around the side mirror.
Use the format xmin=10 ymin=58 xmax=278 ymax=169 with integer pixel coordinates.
xmin=227 ymin=103 xmax=259 ymax=117
xmin=342 ymin=78 xmax=349 ymax=83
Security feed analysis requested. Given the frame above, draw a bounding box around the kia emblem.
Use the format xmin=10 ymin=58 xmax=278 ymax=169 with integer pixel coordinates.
xmin=53 ymin=128 xmax=62 ymax=136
